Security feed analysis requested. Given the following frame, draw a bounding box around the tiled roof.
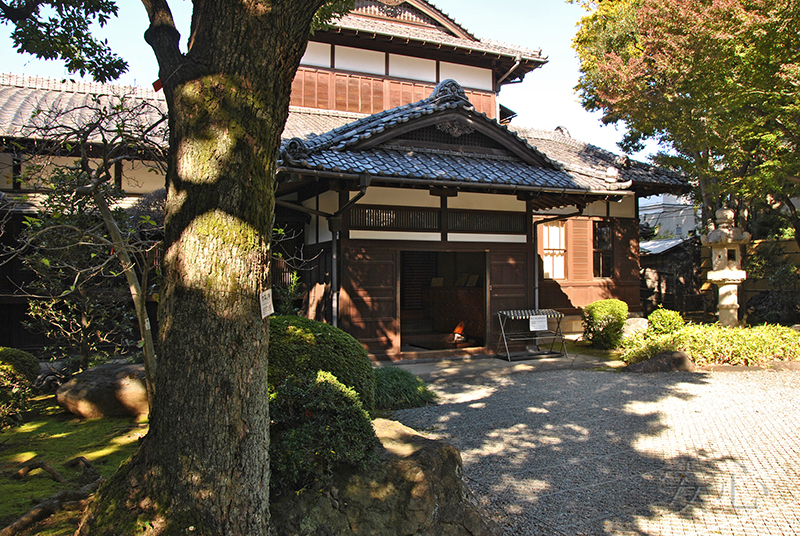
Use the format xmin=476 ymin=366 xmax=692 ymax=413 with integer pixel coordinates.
xmin=334 ymin=12 xmax=545 ymax=65
xmin=0 ymin=73 xmax=166 ymax=140
xmin=279 ymin=80 xmax=686 ymax=196
xmin=0 ymin=74 xmax=687 ymax=198
xmin=513 ymin=127 xmax=688 ymax=193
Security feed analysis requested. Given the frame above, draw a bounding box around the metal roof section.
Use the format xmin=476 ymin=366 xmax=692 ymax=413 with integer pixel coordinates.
xmin=639 ymin=237 xmax=693 ymax=255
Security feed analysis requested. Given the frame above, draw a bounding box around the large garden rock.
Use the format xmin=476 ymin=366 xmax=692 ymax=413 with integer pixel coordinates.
xmin=625 ymin=350 xmax=695 ymax=373
xmin=270 ymin=418 xmax=500 ymax=536
xmin=56 ymin=363 xmax=148 ymax=420
xmin=622 ymin=317 xmax=649 ymax=340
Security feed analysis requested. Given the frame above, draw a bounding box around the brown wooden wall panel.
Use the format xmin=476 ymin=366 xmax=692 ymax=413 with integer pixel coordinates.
xmin=489 ymin=249 xmax=527 ymax=312
xmin=570 ymin=219 xmax=592 ymax=281
xmin=615 ymin=218 xmax=640 ymax=281
xmin=342 ymin=247 xmax=398 ymax=354
xmin=291 ymin=68 xmax=497 ymax=117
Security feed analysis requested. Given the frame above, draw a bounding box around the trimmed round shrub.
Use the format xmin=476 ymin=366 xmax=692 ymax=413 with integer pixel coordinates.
xmin=621 ymin=323 xmax=800 ymax=366
xmin=270 ymin=371 xmax=380 ymax=497
xmin=1 ymin=347 xmax=39 ymax=428
xmin=0 ymin=347 xmax=39 ymax=383
xmin=581 ymin=299 xmax=628 ymax=349
xmin=647 ymin=307 xmax=685 ymax=336
xmin=269 ymin=316 xmax=375 ymax=411
xmin=374 ymin=366 xmax=437 ymax=410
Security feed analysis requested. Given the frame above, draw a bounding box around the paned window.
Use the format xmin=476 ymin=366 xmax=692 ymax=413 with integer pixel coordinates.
xmin=593 ymin=221 xmax=613 ymax=278
xmin=541 ymin=221 xmax=566 ymax=279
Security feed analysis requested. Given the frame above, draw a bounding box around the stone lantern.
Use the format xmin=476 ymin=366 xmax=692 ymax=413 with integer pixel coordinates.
xmin=701 ymin=208 xmax=751 ymax=327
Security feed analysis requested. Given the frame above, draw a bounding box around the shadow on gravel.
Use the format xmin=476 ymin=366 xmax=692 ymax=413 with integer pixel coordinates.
xmin=393 ymin=370 xmax=746 ymax=536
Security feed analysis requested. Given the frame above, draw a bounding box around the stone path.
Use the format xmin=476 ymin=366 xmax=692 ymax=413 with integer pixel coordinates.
xmin=393 ymin=369 xmax=800 ymax=535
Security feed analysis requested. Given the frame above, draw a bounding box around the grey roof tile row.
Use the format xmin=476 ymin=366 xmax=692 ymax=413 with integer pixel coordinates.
xmin=0 ymin=74 xmax=686 ymax=197
xmin=335 ymin=12 xmax=545 ymax=63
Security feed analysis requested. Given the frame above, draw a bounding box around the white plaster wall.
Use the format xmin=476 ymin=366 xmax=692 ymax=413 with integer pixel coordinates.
xmin=448 ymin=191 xmax=525 ymax=212
xmin=335 ymin=46 xmax=385 ymax=76
xmin=582 ymin=195 xmax=636 ymax=218
xmin=349 ymin=230 xmax=440 ymax=241
xmin=439 ymin=62 xmax=493 ymax=91
xmin=304 ymin=191 xmax=339 ymax=244
xmin=121 ymin=161 xmax=164 ymax=194
xmin=448 ymin=233 xmax=526 ymax=243
xmin=358 ymin=187 xmax=439 ymax=208
xmin=388 ymin=54 xmax=437 ymax=83
xmin=301 ymin=42 xmax=332 ymax=68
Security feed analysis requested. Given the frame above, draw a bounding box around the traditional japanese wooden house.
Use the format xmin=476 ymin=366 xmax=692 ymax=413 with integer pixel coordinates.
xmin=1 ymin=0 xmax=688 ymax=357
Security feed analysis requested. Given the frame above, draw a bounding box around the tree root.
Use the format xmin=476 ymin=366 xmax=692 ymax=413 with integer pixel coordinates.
xmin=12 ymin=458 xmax=67 ymax=483
xmin=0 ymin=477 xmax=104 ymax=536
xmin=2 ymin=457 xmax=105 ymax=536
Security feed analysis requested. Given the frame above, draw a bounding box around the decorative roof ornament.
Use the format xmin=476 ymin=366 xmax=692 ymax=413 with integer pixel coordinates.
xmin=436 ymin=120 xmax=475 ymax=138
xmin=430 ymin=79 xmax=472 ymax=107
xmin=378 ymin=0 xmax=405 ymax=4
xmin=282 ymin=137 xmax=310 ymax=163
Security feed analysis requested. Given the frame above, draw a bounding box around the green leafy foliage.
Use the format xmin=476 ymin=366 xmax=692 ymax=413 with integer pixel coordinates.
xmin=374 ymin=367 xmax=436 ymax=411
xmin=745 ymin=240 xmax=800 ymax=325
xmin=269 ymin=371 xmax=380 ymax=498
xmin=0 ymin=347 xmax=40 ymax=383
xmin=269 ymin=316 xmax=375 ymax=412
xmin=621 ymin=323 xmax=800 ymax=366
xmin=274 ymin=271 xmax=306 ymax=316
xmin=582 ymin=298 xmax=628 ymax=349
xmin=19 ymin=170 xmax=135 ymax=367
xmin=573 ymin=0 xmax=800 ymax=243
xmin=647 ymin=307 xmax=684 ymax=337
xmin=0 ymin=347 xmax=38 ymax=428
xmin=3 ymin=0 xmax=127 ymax=82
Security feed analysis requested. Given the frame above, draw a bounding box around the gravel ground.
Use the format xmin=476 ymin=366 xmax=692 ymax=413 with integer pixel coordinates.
xmin=393 ymin=369 xmax=800 ymax=536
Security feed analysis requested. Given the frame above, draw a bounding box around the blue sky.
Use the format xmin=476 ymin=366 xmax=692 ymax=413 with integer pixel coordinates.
xmin=1 ymin=0 xmax=658 ymax=160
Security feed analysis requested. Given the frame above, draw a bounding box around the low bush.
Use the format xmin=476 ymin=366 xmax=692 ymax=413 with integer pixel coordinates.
xmin=0 ymin=347 xmax=40 ymax=383
xmin=621 ymin=323 xmax=800 ymax=367
xmin=581 ymin=299 xmax=628 ymax=349
xmin=0 ymin=348 xmax=39 ymax=428
xmin=647 ymin=307 xmax=685 ymax=336
xmin=374 ymin=367 xmax=437 ymax=410
xmin=269 ymin=371 xmax=380 ymax=497
xmin=269 ymin=316 xmax=375 ymax=412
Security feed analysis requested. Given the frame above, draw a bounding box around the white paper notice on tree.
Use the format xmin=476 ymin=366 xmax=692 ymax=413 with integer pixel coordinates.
xmin=260 ymin=289 xmax=274 ymax=319
xmin=529 ymin=315 xmax=548 ymax=332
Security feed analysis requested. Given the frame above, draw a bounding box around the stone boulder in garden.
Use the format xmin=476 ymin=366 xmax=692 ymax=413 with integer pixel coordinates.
xmin=625 ymin=350 xmax=695 ymax=373
xmin=56 ymin=363 xmax=149 ymax=420
xmin=270 ymin=418 xmax=500 ymax=536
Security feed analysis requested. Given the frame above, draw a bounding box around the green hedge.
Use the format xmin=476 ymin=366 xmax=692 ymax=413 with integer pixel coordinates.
xmin=270 ymin=371 xmax=380 ymax=497
xmin=581 ymin=299 xmax=628 ymax=349
xmin=647 ymin=307 xmax=685 ymax=336
xmin=1 ymin=348 xmax=39 ymax=428
xmin=269 ymin=316 xmax=375 ymax=412
xmin=621 ymin=324 xmax=800 ymax=366
xmin=374 ymin=367 xmax=437 ymax=410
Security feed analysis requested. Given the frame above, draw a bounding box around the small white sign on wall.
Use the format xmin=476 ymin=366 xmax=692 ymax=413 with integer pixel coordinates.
xmin=260 ymin=289 xmax=274 ymax=319
xmin=529 ymin=315 xmax=548 ymax=332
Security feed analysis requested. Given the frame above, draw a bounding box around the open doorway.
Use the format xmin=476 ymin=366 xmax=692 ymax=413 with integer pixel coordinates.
xmin=400 ymin=250 xmax=486 ymax=351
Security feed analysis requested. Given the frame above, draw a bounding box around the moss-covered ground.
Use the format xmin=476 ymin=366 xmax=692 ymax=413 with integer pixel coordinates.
xmin=0 ymin=395 xmax=146 ymax=535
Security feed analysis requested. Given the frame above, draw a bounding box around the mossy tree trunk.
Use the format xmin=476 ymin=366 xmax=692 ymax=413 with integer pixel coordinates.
xmin=78 ymin=1 xmax=327 ymax=534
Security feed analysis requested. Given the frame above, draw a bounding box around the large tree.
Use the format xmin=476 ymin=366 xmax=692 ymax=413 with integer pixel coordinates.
xmin=3 ymin=0 xmax=350 ymax=533
xmin=572 ymin=0 xmax=800 ymax=242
